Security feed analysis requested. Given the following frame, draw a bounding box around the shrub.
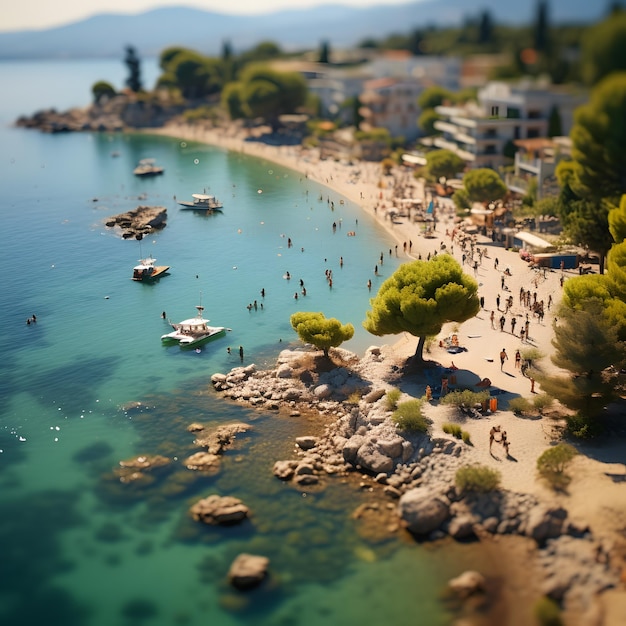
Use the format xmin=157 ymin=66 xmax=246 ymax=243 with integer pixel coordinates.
xmin=508 ymin=397 xmax=532 ymax=415
xmin=347 ymin=391 xmax=362 ymax=405
xmin=461 ymin=430 xmax=472 ymax=445
xmin=566 ymin=413 xmax=604 ymax=439
xmin=521 ymin=347 xmax=544 ymax=363
xmin=533 ymin=596 xmax=563 ymax=626
xmin=392 ymin=400 xmax=430 ymax=433
xmin=442 ymin=422 xmax=462 ymax=437
xmin=439 ymin=389 xmax=489 ymax=407
xmin=537 ymin=443 xmax=578 ymax=490
xmin=385 ymin=388 xmax=401 ymax=411
xmin=532 ymin=393 xmax=553 ymax=413
xmin=455 ymin=465 xmax=501 ymax=493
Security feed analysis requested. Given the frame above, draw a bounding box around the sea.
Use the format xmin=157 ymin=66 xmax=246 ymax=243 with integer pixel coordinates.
xmin=0 ymin=59 xmax=484 ymax=626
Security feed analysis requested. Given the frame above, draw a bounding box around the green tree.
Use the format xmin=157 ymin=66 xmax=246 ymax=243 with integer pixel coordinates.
xmin=221 ymin=82 xmax=245 ymax=119
xmin=547 ymin=105 xmax=562 ymax=137
xmin=425 ymin=149 xmax=465 ymax=182
xmin=534 ymin=0 xmax=550 ymax=53
xmin=463 ymin=168 xmax=508 ymax=204
xmin=417 ymin=86 xmax=453 ymax=110
xmin=363 ymin=255 xmax=480 ymax=363
xmin=290 ymin=312 xmax=354 ymax=357
xmin=318 ymin=40 xmax=331 ymax=64
xmin=478 ymin=10 xmax=494 ymax=44
xmin=159 ymin=46 xmax=187 ymax=71
xmin=91 ymin=80 xmax=116 ymax=104
xmin=124 ymin=45 xmax=142 ymax=92
xmin=581 ymin=12 xmax=626 ymax=85
xmin=569 ymin=72 xmax=626 ymax=205
xmin=417 ymin=109 xmax=441 ymax=135
xmin=538 ymin=299 xmax=625 ymax=418
xmin=238 ymin=65 xmax=307 ymax=130
xmin=167 ymin=51 xmax=223 ymax=99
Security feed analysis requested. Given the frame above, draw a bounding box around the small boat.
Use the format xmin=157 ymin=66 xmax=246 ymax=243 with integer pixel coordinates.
xmin=132 ymin=256 xmax=170 ymax=281
xmin=133 ymin=158 xmax=164 ymax=177
xmin=161 ymin=305 xmax=229 ymax=349
xmin=178 ymin=193 xmax=223 ymax=211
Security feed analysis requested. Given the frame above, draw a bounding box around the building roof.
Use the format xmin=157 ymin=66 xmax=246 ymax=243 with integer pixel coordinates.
xmin=514 ymin=231 xmax=553 ymax=250
xmin=513 ymin=138 xmax=555 ymax=151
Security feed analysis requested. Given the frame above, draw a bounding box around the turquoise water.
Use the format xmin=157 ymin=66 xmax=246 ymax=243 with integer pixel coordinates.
xmin=0 ymin=60 xmax=470 ymax=626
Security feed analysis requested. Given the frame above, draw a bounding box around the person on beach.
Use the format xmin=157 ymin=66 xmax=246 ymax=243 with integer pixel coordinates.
xmin=511 ymin=317 xmax=517 ymax=334
xmin=515 ymin=350 xmax=521 ymax=369
xmin=489 ymin=425 xmax=501 ymax=452
xmin=499 ymin=315 xmax=506 ymax=332
xmin=500 ymin=348 xmax=508 ymax=370
xmin=490 ymin=310 xmax=495 ymax=328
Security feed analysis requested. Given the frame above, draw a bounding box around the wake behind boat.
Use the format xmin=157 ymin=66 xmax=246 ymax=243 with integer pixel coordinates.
xmin=132 ymin=255 xmax=170 ymax=281
xmin=178 ymin=193 xmax=223 ymax=211
xmin=161 ymin=304 xmax=229 ymax=349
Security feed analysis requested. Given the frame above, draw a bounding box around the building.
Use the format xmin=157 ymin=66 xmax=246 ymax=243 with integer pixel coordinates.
xmin=428 ymin=79 xmax=586 ymax=170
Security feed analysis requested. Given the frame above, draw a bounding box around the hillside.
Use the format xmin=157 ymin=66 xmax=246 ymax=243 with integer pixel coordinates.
xmin=0 ymin=0 xmax=613 ymax=60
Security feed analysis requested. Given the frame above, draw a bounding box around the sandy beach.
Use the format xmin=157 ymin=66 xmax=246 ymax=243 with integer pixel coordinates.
xmin=150 ymin=120 xmax=626 ymax=623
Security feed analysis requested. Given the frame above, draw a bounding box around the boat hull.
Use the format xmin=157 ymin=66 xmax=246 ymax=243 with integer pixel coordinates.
xmin=161 ymin=327 xmax=227 ymax=349
xmin=132 ymin=266 xmax=170 ymax=281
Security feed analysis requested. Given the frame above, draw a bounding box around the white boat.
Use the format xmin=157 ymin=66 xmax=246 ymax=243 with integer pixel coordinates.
xmin=178 ymin=193 xmax=223 ymax=211
xmin=132 ymin=255 xmax=170 ymax=282
xmin=161 ymin=305 xmax=228 ymax=349
xmin=133 ymin=158 xmax=164 ymax=177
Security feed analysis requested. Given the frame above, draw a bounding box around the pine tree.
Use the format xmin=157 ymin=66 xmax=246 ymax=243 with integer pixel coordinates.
xmin=124 ymin=46 xmax=143 ymax=93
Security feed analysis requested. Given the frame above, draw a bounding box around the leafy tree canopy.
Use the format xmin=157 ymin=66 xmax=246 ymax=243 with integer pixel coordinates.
xmin=417 ymin=109 xmax=441 ymax=135
xmin=363 ymin=255 xmax=479 ymax=362
xmin=417 ymin=86 xmax=454 ymax=110
xmin=290 ymin=312 xmax=354 ymax=356
xmin=581 ymin=12 xmax=626 ymax=85
xmin=569 ymin=72 xmax=626 ymax=205
xmin=425 ymin=149 xmax=465 ymax=182
xmin=92 ymin=80 xmax=116 ymax=104
xmin=462 ymin=168 xmax=507 ymax=204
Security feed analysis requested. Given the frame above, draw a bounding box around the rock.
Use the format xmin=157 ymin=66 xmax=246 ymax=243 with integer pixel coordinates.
xmin=184 ymin=452 xmax=221 ymax=472
xmin=273 ymin=460 xmax=297 ymax=480
xmin=295 ymin=436 xmax=318 ymax=450
xmin=276 ymin=363 xmax=293 ymax=378
xmin=364 ymin=388 xmax=386 ymax=403
xmin=228 ymin=553 xmax=269 ymax=590
xmin=448 ymin=570 xmax=486 ymax=598
xmin=187 ymin=422 xmax=205 ymax=432
xmin=525 ymin=506 xmax=568 ymax=543
xmin=398 ymin=487 xmax=450 ymax=535
xmin=447 ymin=515 xmax=477 ymax=540
xmin=356 ymin=441 xmax=394 ymax=474
xmin=190 ymin=495 xmax=249 ymax=525
xmin=294 ymin=474 xmax=319 ymax=486
xmin=313 ymin=384 xmax=332 ymax=399
xmin=106 ymin=205 xmax=167 ymax=238
xmin=342 ymin=436 xmax=365 ymax=464
xmin=118 ymin=454 xmax=170 ymax=470
xmin=377 ymin=437 xmax=404 ymax=459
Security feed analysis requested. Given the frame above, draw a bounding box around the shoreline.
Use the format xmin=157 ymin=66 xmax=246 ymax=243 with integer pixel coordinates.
xmin=148 ymin=120 xmax=626 ymax=624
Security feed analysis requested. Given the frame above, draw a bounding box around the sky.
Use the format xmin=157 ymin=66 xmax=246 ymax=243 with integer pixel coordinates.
xmin=1 ymin=0 xmax=417 ymax=32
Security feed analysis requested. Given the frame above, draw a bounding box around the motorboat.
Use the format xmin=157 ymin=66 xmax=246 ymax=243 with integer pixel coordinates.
xmin=132 ymin=256 xmax=170 ymax=281
xmin=161 ymin=305 xmax=229 ymax=349
xmin=133 ymin=158 xmax=164 ymax=177
xmin=178 ymin=193 xmax=223 ymax=211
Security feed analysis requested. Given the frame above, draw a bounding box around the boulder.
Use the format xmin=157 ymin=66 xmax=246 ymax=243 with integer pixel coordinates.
xmin=313 ymin=384 xmax=332 ymax=399
xmin=525 ymin=506 xmax=568 ymax=543
xmin=190 ymin=495 xmax=249 ymax=525
xmin=356 ymin=441 xmax=394 ymax=474
xmin=228 ymin=553 xmax=269 ymax=590
xmin=273 ymin=460 xmax=297 ymax=480
xmin=276 ymin=363 xmax=293 ymax=378
xmin=295 ymin=436 xmax=318 ymax=450
xmin=448 ymin=515 xmax=477 ymax=540
xmin=448 ymin=570 xmax=486 ymax=598
xmin=342 ymin=436 xmax=365 ymax=464
xmin=398 ymin=487 xmax=450 ymax=535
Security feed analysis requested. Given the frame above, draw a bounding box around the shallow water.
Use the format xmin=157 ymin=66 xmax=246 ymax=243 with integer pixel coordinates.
xmin=0 ymin=59 xmax=484 ymax=626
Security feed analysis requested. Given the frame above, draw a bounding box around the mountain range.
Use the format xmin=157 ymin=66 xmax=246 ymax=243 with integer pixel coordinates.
xmin=0 ymin=0 xmax=616 ymax=60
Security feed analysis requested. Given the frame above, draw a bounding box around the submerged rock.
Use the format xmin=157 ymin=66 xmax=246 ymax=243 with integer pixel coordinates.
xmin=190 ymin=495 xmax=249 ymax=525
xmin=228 ymin=553 xmax=269 ymax=590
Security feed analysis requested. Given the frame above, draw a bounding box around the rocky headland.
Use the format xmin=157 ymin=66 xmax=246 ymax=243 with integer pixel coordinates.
xmin=210 ymin=345 xmax=623 ymax=624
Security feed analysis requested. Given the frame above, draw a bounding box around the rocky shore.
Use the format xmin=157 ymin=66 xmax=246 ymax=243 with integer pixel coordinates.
xmin=211 ymin=345 xmax=622 ymax=624
xmin=105 ymin=205 xmax=168 ymax=239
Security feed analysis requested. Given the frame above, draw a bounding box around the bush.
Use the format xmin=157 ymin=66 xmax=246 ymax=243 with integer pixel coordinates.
xmin=508 ymin=397 xmax=532 ymax=415
xmin=532 ymin=394 xmax=553 ymax=413
xmin=439 ymin=389 xmax=490 ymax=407
xmin=385 ymin=388 xmax=401 ymax=411
xmin=566 ymin=413 xmax=604 ymax=439
xmin=533 ymin=596 xmax=563 ymax=626
xmin=521 ymin=347 xmax=544 ymax=363
xmin=537 ymin=443 xmax=578 ymax=490
xmin=455 ymin=465 xmax=501 ymax=493
xmin=442 ymin=422 xmax=462 ymax=437
xmin=461 ymin=430 xmax=472 ymax=445
xmin=392 ymin=400 xmax=430 ymax=433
